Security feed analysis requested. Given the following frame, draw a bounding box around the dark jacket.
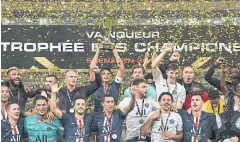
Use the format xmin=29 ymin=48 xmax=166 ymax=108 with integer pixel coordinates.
xmin=178 ymin=109 xmax=216 ymax=142
xmin=2 ymin=81 xmax=35 ymax=116
xmin=205 ymin=64 xmax=240 ymax=92
xmin=214 ymin=111 xmax=240 ymax=141
xmin=1 ymin=118 xmax=24 ymax=142
xmin=58 ymin=80 xmax=101 ymax=114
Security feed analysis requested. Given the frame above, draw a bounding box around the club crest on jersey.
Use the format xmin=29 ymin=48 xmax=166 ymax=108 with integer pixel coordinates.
xmin=145 ymin=103 xmax=149 ymax=108
xmin=47 ymin=127 xmax=52 ymax=131
xmin=170 ymin=119 xmax=175 ymax=124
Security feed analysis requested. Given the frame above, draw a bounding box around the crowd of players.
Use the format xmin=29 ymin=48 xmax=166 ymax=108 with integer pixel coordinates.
xmin=1 ymin=44 xmax=240 ymax=142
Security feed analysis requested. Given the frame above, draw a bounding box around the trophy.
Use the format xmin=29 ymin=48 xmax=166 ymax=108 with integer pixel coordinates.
xmin=98 ymin=15 xmax=116 ymax=51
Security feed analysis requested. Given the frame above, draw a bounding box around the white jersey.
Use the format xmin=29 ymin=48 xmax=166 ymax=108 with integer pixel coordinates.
xmin=154 ymin=76 xmax=186 ymax=106
xmin=146 ymin=111 xmax=183 ymax=142
xmin=119 ymin=97 xmax=160 ymax=140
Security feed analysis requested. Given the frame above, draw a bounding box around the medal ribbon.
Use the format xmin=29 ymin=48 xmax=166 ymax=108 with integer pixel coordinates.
xmin=166 ymin=80 xmax=177 ymax=95
xmin=66 ymin=90 xmax=73 ymax=108
xmin=9 ymin=89 xmax=20 ymax=102
xmin=159 ymin=112 xmax=171 ymax=132
xmin=211 ymin=104 xmax=220 ymax=115
xmin=104 ymin=117 xmax=110 ymax=142
xmin=135 ymin=99 xmax=145 ymax=116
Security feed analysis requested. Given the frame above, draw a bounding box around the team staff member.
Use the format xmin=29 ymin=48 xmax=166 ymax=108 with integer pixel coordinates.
xmin=178 ymin=91 xmax=216 ymax=142
xmin=24 ymin=96 xmax=64 ymax=142
xmin=50 ymin=84 xmax=95 ymax=142
xmin=1 ymin=102 xmax=24 ymax=142
xmin=92 ymin=79 xmax=137 ymax=142
xmin=221 ymin=64 xmax=240 ymax=111
xmin=90 ymin=46 xmax=125 ymax=112
xmin=203 ymin=90 xmax=224 ymax=115
xmin=214 ymin=91 xmax=240 ymax=141
xmin=140 ymin=92 xmax=183 ymax=142
xmin=2 ymin=67 xmax=35 ymax=116
xmin=205 ymin=57 xmax=240 ymax=92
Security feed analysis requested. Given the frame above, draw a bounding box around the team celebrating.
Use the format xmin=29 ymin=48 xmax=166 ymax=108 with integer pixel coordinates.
xmin=1 ymin=44 xmax=240 ymax=142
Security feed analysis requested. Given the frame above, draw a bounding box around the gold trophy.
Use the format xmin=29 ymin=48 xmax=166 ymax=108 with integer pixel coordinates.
xmin=98 ymin=15 xmax=116 ymax=51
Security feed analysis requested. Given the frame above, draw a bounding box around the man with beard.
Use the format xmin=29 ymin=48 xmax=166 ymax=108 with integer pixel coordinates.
xmin=35 ymin=74 xmax=59 ymax=99
xmin=50 ymin=84 xmax=95 ymax=142
xmin=92 ymin=84 xmax=136 ymax=142
xmin=57 ymin=69 xmax=101 ymax=114
xmin=119 ymin=78 xmax=159 ymax=142
xmin=1 ymin=84 xmax=10 ymax=120
xmin=90 ymin=47 xmax=124 ymax=112
xmin=178 ymin=91 xmax=216 ymax=142
xmin=123 ymin=64 xmax=157 ymax=100
xmin=24 ymin=96 xmax=64 ymax=142
xmin=1 ymin=102 xmax=24 ymax=142
xmin=140 ymin=92 xmax=183 ymax=142
xmin=205 ymin=57 xmax=240 ymax=92
xmin=3 ymin=67 xmax=35 ymax=116
xmin=151 ymin=44 xmax=186 ymax=109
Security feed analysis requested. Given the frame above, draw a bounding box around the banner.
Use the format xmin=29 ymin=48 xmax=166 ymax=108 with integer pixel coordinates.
xmin=1 ymin=25 xmax=239 ymax=69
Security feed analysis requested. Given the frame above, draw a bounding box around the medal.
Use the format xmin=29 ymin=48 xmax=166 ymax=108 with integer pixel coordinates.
xmin=139 ymin=119 xmax=144 ymax=124
xmin=112 ymin=133 xmax=117 ymax=139
xmin=196 ymin=135 xmax=201 ymax=140
xmin=169 ymin=119 xmax=175 ymax=124
xmin=70 ymin=108 xmax=74 ymax=113
xmin=47 ymin=127 xmax=52 ymax=131
xmin=145 ymin=103 xmax=149 ymax=108
xmin=66 ymin=90 xmax=74 ymax=113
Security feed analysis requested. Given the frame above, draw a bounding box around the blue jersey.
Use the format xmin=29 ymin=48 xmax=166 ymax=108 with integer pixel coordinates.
xmin=61 ymin=112 xmax=95 ymax=142
xmin=24 ymin=114 xmax=64 ymax=142
xmin=178 ymin=110 xmax=216 ymax=142
xmin=92 ymin=81 xmax=121 ymax=112
xmin=92 ymin=110 xmax=126 ymax=142
xmin=1 ymin=118 xmax=24 ymax=142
